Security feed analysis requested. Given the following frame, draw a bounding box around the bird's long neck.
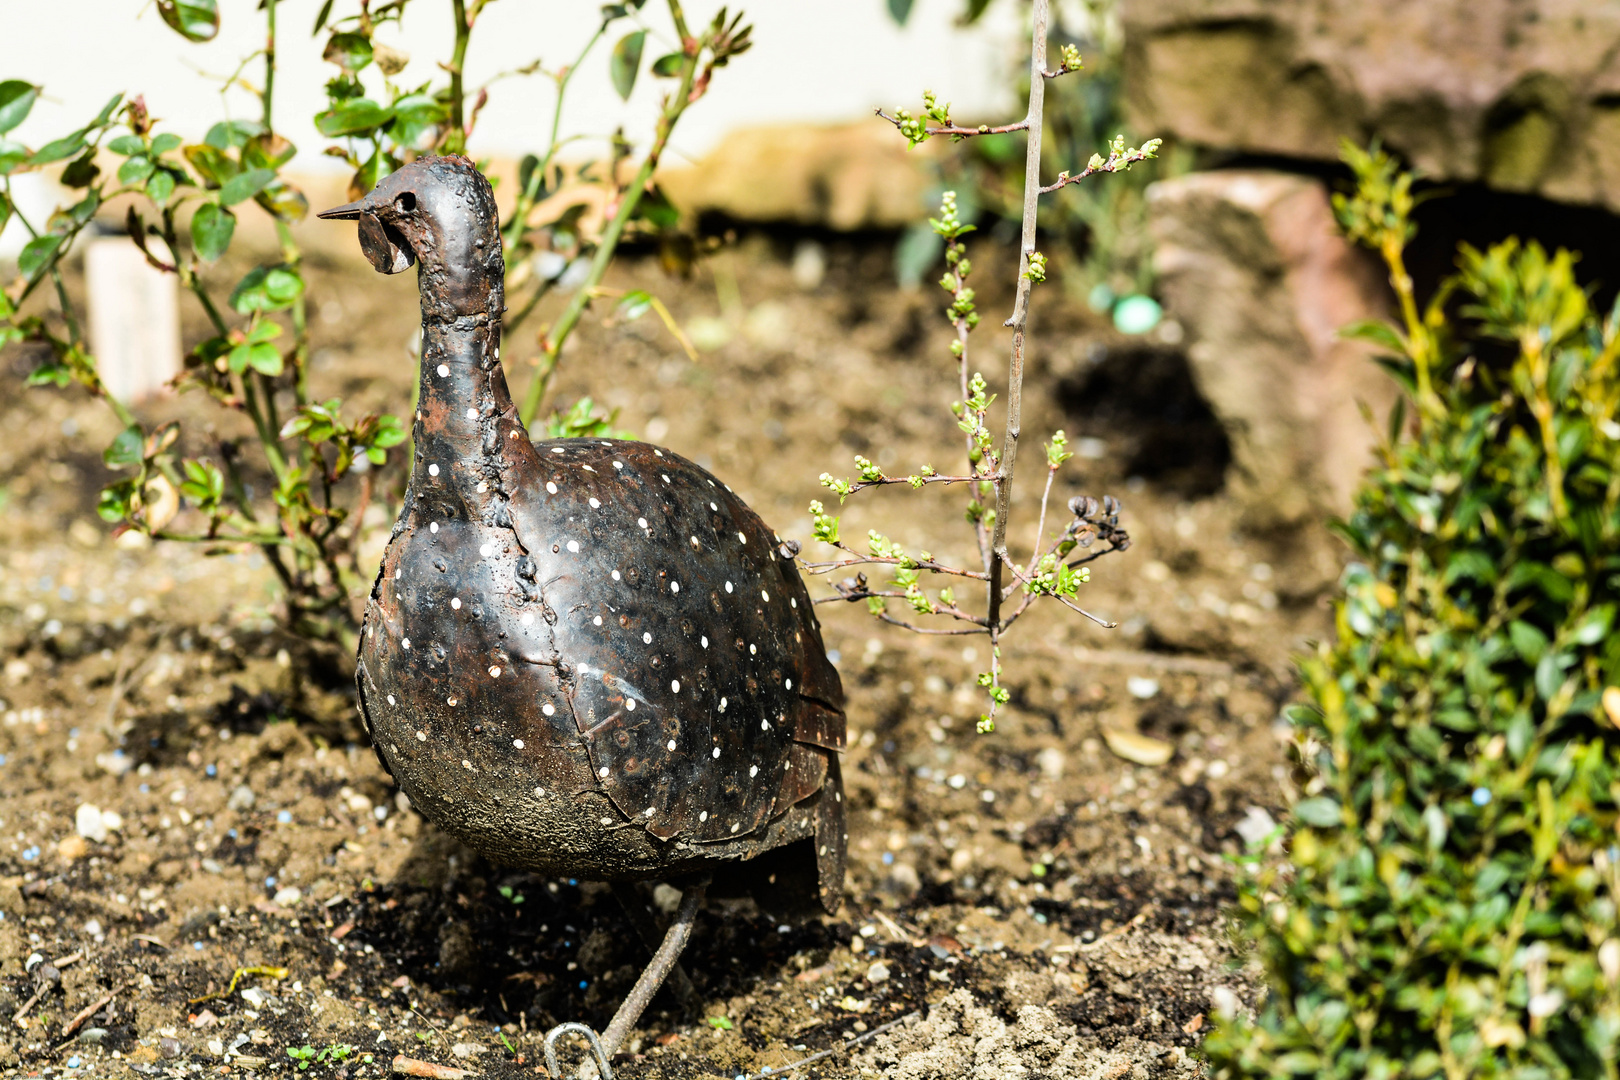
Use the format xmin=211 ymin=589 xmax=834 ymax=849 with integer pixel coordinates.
xmin=409 ymin=270 xmax=537 ymax=519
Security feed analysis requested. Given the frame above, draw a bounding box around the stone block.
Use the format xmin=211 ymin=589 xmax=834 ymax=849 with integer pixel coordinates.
xmin=1147 ymin=169 xmax=1397 ymax=523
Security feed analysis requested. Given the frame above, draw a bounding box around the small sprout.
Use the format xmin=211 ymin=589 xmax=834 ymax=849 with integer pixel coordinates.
xmin=1023 ymin=251 xmax=1047 ymax=283
xmin=977 ymin=715 xmax=996 ymax=734
xmin=1031 ymin=861 xmax=1049 ymax=878
xmin=938 ymin=587 xmax=954 ymax=606
xmin=819 ymin=472 xmax=854 ymax=501
xmin=867 ymin=531 xmax=901 ymax=559
xmin=976 ymin=671 xmax=994 ymax=687
xmin=855 ymin=455 xmax=884 ymax=482
xmin=1058 ymin=44 xmax=1082 ymax=73
xmin=706 ymin=1016 xmax=734 ymax=1031
xmin=866 ymin=596 xmax=886 ymax=616
xmin=1046 ymin=430 xmax=1073 ymax=467
xmin=907 ymin=474 xmax=925 ymax=489
xmin=808 ymin=500 xmax=841 ymax=544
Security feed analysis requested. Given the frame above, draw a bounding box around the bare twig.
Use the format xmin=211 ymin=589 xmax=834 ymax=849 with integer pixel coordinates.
xmin=390 ymin=1056 xmax=474 ymax=1079
xmin=58 ymin=990 xmax=116 ymax=1042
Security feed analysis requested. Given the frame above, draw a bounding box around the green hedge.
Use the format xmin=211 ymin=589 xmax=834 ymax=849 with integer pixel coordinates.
xmin=1205 ymin=145 xmax=1620 ymax=1079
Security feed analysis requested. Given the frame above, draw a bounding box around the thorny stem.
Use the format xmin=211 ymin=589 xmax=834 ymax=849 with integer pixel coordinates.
xmin=518 ymin=0 xmax=702 ymax=426
xmin=445 ymin=0 xmax=472 ymax=154
xmin=500 ymin=24 xmax=608 ymax=254
xmin=262 ymin=0 xmax=276 ymax=132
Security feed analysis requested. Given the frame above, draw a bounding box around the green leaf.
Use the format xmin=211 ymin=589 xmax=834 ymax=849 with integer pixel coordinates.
xmin=230 ymin=265 xmax=305 ymax=314
xmin=60 ymin=151 xmax=100 ymax=189
xmin=316 ymin=99 xmax=393 ymax=137
xmin=117 ymin=155 xmax=155 ymax=186
xmin=0 ymin=138 xmax=29 ymax=175
xmin=183 ymin=144 xmax=238 ymax=188
xmin=103 ymin=426 xmax=145 ymax=468
xmin=1573 ymin=604 xmax=1615 ymax=646
xmin=631 ymin=184 xmax=679 ymax=229
xmin=219 ymin=167 xmax=275 ymax=206
xmin=1293 ymin=797 xmax=1342 ymax=828
xmin=1340 ymin=318 xmax=1408 ymax=355
xmin=31 ymin=132 xmax=86 ymax=166
xmin=388 ymin=93 xmax=447 ymax=147
xmin=17 ymin=233 xmax=64 ymax=281
xmin=1508 ymin=620 xmax=1549 ymax=664
xmin=190 ymin=202 xmax=236 ymax=262
xmin=147 ymin=167 xmax=180 ymax=204
xmin=241 ymin=132 xmax=296 ymax=170
xmin=323 ymin=31 xmax=374 ymax=72
xmin=959 ymin=0 xmax=992 ymax=24
xmin=886 ymin=0 xmax=915 ymax=23
xmin=610 ymin=31 xmax=646 ymax=101
xmin=312 ymin=0 xmax=336 ymax=35
xmin=157 ymin=0 xmax=219 ymax=42
xmin=108 ymin=134 xmax=146 ymax=157
xmin=616 ymin=290 xmax=652 ymax=320
xmin=255 ymin=179 xmax=309 ymax=224
xmin=0 ymin=81 xmax=37 ymax=134
xmin=650 ymin=52 xmax=684 ymax=77
xmin=150 ymin=132 xmax=182 ymax=156
xmin=204 ymin=119 xmax=264 ymax=150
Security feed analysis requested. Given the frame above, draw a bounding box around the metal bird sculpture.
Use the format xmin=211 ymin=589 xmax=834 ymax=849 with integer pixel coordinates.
xmin=319 ymin=155 xmax=847 ymax=1069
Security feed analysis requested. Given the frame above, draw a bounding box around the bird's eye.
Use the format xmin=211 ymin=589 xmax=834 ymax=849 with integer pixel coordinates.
xmin=395 ymin=192 xmax=417 ymax=213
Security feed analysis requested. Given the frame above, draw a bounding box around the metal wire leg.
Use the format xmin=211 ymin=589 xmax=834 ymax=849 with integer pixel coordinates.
xmin=599 ymin=879 xmax=708 ymax=1057
xmin=610 ymin=881 xmax=700 ymax=1012
xmin=543 ymin=1023 xmax=614 ymax=1080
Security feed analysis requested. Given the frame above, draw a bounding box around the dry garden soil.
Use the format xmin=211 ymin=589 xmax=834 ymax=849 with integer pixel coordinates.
xmin=0 ymin=232 xmax=1351 ymax=1079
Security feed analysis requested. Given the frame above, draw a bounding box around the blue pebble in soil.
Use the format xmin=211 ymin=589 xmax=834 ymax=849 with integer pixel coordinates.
xmin=1472 ymin=787 xmax=1491 ymax=807
xmin=278 ymin=810 xmax=292 ymax=824
xmin=22 ymin=846 xmax=38 ymax=861
xmin=265 ymin=876 xmax=278 ymax=889
xmin=67 ymin=1057 xmax=81 ymax=1068
xmin=0 ymin=754 xmax=7 ymax=765
xmin=206 ymin=764 xmax=217 ymax=777
xmin=194 ymin=942 xmax=204 ymax=950
xmin=227 ymin=829 xmax=237 ymax=839
xmin=882 ymin=852 xmax=894 ymax=866
xmin=139 ymin=784 xmax=150 ymax=794
xmin=578 ymin=980 xmax=588 ymax=990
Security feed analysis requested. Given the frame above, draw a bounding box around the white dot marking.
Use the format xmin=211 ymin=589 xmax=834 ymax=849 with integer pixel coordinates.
xmin=589 ymin=498 xmax=601 ymax=509
xmin=725 ymin=581 xmax=733 ymax=594
xmin=542 ymin=702 xmax=555 ymax=716
xmin=546 ymin=482 xmax=558 ymax=494
xmin=567 ymin=540 xmax=580 ymax=553
xmin=594 ymin=615 xmax=603 ymax=626
xmin=671 ymin=679 xmax=681 ymax=693
xmin=451 ymin=598 xmax=462 ymax=610
xmin=643 ymin=632 xmax=652 ymax=644
xmin=599 ymin=767 xmax=609 ymax=778
xmin=513 ymin=739 xmax=524 ymax=749
xmin=638 ymin=517 xmax=648 ymax=529
xmin=430 ymin=521 xmax=439 ymax=534
xmin=437 ymin=364 xmax=449 ymax=377
xmin=666 ymin=739 xmax=676 ymax=752
xmin=416 ymin=730 xmax=426 ymax=741
xmin=428 ymin=464 xmax=439 ymax=477
xmin=489 ymin=666 xmax=502 ymax=678
xmin=612 ymin=570 xmax=621 ymax=581
xmin=626 ymin=698 xmax=637 ymax=711
xmin=466 ymin=407 xmax=479 ymax=420
xmin=670 ymin=581 xmax=680 ymax=593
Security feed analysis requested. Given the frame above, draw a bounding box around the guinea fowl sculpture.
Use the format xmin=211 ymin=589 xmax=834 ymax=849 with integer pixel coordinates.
xmin=318 ymin=156 xmax=847 ymax=1068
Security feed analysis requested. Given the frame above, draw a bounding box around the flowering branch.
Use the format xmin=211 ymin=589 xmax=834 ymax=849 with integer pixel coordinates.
xmin=802 ymin=0 xmax=1149 ymax=733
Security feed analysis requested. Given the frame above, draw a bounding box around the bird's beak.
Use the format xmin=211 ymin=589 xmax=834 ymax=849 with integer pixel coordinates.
xmin=317 ymin=199 xmax=366 ymax=220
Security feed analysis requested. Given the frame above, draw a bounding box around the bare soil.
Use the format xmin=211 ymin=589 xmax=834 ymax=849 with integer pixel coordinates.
xmin=0 ymin=232 xmax=1348 ymax=1079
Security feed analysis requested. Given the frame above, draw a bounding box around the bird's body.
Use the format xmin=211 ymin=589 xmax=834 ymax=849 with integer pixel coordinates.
xmin=332 ymin=156 xmax=846 ymax=916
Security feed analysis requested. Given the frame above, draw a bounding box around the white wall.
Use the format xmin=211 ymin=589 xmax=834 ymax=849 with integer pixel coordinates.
xmin=1 ymin=1 xmax=1019 ymax=252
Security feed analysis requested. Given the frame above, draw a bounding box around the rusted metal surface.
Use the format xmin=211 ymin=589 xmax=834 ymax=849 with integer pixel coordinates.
xmin=323 ymin=156 xmax=846 ymax=911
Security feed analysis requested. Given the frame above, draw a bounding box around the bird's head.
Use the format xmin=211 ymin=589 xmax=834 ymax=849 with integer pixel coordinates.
xmin=319 ymin=155 xmax=503 ymax=319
